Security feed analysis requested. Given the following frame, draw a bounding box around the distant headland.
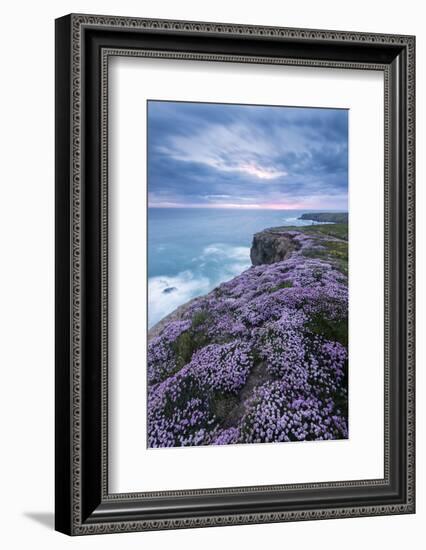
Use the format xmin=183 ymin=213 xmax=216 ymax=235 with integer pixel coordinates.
xmin=299 ymin=212 xmax=348 ymax=224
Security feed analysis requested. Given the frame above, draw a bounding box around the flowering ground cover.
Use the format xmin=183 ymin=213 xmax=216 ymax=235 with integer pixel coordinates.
xmin=147 ymin=226 xmax=348 ymax=448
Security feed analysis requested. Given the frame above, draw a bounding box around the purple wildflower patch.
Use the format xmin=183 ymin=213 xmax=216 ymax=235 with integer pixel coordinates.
xmin=147 ymin=229 xmax=348 ymax=448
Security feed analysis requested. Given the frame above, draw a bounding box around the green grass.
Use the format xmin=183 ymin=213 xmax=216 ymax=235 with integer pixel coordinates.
xmin=307 ymin=312 xmax=348 ymax=348
xmin=269 ymin=280 xmax=293 ymax=293
xmin=302 ymin=238 xmax=348 ymax=276
xmin=288 ymin=223 xmax=348 ymax=241
xmin=171 ymin=310 xmax=211 ymax=370
xmin=285 ymin=224 xmax=349 ymax=275
xmin=279 ymin=223 xmax=348 ymax=241
xmin=191 ymin=310 xmax=210 ymax=329
xmin=172 ymin=330 xmax=210 ymax=370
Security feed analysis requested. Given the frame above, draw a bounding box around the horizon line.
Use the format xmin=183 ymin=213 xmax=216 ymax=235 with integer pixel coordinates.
xmin=148 ymin=205 xmax=348 ymax=211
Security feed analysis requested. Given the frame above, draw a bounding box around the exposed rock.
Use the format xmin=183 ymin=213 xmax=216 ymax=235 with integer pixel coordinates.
xmin=162 ymin=286 xmax=177 ymax=294
xmin=250 ymin=228 xmax=297 ymax=265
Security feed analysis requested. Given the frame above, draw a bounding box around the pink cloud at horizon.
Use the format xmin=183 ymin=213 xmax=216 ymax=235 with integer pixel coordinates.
xmin=148 ymin=201 xmax=346 ymax=210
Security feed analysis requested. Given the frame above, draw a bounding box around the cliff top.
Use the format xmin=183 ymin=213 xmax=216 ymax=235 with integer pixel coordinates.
xmin=251 ymin=223 xmax=348 ymax=274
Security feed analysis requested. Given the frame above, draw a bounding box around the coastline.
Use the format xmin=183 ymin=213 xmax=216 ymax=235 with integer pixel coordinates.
xmin=148 ymin=221 xmax=348 ymax=340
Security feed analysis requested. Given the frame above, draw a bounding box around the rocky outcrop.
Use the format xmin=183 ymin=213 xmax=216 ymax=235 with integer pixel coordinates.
xmin=250 ymin=228 xmax=297 ymax=265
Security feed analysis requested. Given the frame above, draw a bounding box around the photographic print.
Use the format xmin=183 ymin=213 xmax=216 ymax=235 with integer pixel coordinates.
xmin=147 ymin=100 xmax=349 ymax=449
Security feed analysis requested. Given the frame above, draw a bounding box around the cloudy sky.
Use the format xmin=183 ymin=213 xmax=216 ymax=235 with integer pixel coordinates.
xmin=147 ymin=101 xmax=348 ymax=210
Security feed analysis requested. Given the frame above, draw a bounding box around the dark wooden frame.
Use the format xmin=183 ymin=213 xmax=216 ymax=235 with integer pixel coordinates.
xmin=55 ymin=13 xmax=415 ymax=535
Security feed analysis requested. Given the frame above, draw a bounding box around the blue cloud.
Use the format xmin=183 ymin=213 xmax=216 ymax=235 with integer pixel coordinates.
xmin=147 ymin=101 xmax=348 ymax=210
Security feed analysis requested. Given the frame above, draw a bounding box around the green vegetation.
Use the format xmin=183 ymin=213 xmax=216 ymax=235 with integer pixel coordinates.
xmin=269 ymin=280 xmax=293 ymax=293
xmin=302 ymin=236 xmax=348 ymax=276
xmin=277 ymin=222 xmax=349 ymax=275
xmin=278 ymin=223 xmax=348 ymax=241
xmin=191 ymin=310 xmax=210 ymax=329
xmin=307 ymin=312 xmax=348 ymax=348
xmin=299 ymin=212 xmax=348 ymax=224
xmin=300 ymin=223 xmax=348 ymax=240
xmin=277 ymin=223 xmax=347 ymax=241
xmin=171 ymin=311 xmax=211 ymax=370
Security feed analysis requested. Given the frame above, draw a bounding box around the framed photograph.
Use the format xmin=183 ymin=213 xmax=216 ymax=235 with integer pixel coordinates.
xmin=55 ymin=14 xmax=415 ymax=535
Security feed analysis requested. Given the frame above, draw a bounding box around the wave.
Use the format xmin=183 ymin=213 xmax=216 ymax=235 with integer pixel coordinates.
xmin=148 ymin=271 xmax=210 ymax=328
xmin=199 ymin=243 xmax=251 ymax=277
xmin=148 ymin=244 xmax=251 ymax=327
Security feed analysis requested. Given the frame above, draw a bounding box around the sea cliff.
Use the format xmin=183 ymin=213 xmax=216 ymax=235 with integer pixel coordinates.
xmin=250 ymin=228 xmax=295 ymax=265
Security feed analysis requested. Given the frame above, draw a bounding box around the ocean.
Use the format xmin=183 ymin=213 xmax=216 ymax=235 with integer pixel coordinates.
xmin=148 ymin=208 xmax=330 ymax=327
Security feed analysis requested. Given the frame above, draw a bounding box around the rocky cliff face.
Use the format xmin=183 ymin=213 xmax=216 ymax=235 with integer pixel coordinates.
xmin=250 ymin=228 xmax=296 ymax=265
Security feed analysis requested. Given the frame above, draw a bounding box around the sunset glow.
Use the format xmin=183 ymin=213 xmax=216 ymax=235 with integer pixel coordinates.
xmin=148 ymin=101 xmax=348 ymax=210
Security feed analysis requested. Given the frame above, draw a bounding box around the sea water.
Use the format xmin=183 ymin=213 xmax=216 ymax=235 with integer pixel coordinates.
xmin=148 ymin=208 xmax=330 ymax=327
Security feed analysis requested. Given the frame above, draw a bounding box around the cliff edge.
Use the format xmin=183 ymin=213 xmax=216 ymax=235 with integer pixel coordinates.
xmin=250 ymin=228 xmax=296 ymax=265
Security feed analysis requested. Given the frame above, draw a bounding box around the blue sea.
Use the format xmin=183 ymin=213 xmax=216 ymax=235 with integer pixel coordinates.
xmin=148 ymin=208 xmax=330 ymax=327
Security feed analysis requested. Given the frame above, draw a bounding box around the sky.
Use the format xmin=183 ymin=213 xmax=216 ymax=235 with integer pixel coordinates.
xmin=147 ymin=101 xmax=348 ymax=210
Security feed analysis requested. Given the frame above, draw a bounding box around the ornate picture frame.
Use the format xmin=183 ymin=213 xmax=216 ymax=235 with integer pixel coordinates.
xmin=55 ymin=14 xmax=415 ymax=535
